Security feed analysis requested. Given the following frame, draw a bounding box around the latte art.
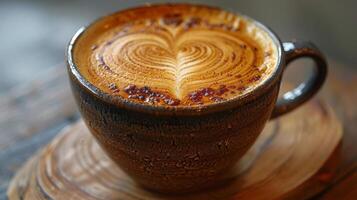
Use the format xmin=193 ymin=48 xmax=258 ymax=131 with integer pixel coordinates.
xmin=96 ymin=27 xmax=261 ymax=98
xmin=74 ymin=5 xmax=278 ymax=106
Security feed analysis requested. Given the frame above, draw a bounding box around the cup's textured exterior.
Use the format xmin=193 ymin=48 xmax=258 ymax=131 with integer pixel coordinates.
xmin=67 ymin=4 xmax=327 ymax=193
xmin=69 ymin=73 xmax=279 ymax=193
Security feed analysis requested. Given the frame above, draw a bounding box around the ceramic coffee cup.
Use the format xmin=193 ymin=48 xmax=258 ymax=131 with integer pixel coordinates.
xmin=67 ymin=4 xmax=327 ymax=193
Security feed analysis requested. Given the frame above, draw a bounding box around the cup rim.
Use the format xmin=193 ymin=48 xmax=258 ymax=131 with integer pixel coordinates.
xmin=67 ymin=3 xmax=284 ymax=116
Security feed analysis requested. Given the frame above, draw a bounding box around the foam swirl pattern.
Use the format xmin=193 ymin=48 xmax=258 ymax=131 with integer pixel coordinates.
xmin=74 ymin=5 xmax=278 ymax=106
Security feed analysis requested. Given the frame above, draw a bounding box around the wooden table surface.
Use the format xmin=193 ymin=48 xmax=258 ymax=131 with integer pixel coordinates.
xmin=0 ymin=61 xmax=356 ymax=200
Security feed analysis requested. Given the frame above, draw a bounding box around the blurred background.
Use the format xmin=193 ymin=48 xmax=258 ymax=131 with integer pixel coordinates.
xmin=0 ymin=0 xmax=356 ymax=94
xmin=1 ymin=1 xmax=357 ymax=198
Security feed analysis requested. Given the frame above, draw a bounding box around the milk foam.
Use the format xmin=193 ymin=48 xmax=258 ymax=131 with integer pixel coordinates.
xmin=73 ymin=4 xmax=278 ymax=106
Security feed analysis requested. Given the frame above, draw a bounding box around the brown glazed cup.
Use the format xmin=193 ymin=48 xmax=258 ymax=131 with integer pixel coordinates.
xmin=67 ymin=4 xmax=327 ymax=194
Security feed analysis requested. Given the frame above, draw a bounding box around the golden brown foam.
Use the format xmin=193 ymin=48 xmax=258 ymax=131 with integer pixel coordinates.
xmin=73 ymin=4 xmax=278 ymax=106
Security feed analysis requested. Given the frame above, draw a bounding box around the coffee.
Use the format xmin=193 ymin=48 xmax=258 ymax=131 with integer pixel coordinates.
xmin=73 ymin=4 xmax=278 ymax=106
xmin=69 ymin=3 xmax=327 ymax=193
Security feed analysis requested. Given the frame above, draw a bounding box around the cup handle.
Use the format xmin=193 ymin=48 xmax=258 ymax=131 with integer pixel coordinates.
xmin=270 ymin=41 xmax=328 ymax=119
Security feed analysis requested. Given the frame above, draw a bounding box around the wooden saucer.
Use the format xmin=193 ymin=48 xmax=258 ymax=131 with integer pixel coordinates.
xmin=7 ymin=99 xmax=342 ymax=200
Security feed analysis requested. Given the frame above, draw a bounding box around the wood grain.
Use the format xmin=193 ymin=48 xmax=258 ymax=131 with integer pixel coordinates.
xmin=318 ymin=170 xmax=357 ymax=200
xmin=285 ymin=61 xmax=357 ymax=199
xmin=0 ymin=66 xmax=78 ymax=197
xmin=1 ymin=61 xmax=356 ymax=199
xmin=7 ymin=98 xmax=342 ymax=200
xmin=317 ymin=62 xmax=357 ymax=199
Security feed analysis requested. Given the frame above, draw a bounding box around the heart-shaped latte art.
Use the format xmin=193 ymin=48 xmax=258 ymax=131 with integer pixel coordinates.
xmin=92 ymin=25 xmax=268 ymax=101
xmin=75 ymin=5 xmax=278 ymax=106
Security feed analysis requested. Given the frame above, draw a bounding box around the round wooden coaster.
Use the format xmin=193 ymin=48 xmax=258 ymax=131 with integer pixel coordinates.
xmin=7 ymin=99 xmax=342 ymax=200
